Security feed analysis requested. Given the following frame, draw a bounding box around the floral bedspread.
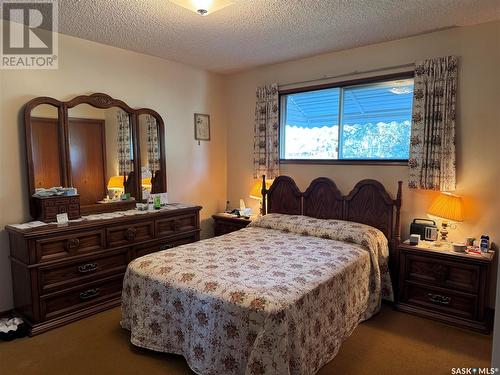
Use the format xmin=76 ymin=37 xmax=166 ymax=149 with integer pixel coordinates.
xmin=121 ymin=214 xmax=393 ymax=375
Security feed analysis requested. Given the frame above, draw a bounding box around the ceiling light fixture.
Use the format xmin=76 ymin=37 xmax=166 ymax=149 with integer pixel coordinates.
xmin=169 ymin=0 xmax=235 ymax=16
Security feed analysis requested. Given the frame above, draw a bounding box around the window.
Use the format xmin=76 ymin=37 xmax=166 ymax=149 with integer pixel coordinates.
xmin=280 ymin=75 xmax=414 ymax=162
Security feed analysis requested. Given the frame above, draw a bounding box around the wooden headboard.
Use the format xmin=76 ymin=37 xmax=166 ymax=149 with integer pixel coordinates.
xmin=262 ymin=175 xmax=402 ymax=246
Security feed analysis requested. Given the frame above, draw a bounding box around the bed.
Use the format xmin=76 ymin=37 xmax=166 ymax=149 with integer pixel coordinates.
xmin=121 ymin=176 xmax=402 ymax=375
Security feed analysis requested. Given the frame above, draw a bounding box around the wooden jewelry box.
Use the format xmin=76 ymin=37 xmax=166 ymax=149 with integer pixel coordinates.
xmin=33 ymin=195 xmax=81 ymax=222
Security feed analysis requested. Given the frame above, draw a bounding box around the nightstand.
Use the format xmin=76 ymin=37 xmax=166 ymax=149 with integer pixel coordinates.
xmin=395 ymin=241 xmax=494 ymax=333
xmin=212 ymin=213 xmax=252 ymax=236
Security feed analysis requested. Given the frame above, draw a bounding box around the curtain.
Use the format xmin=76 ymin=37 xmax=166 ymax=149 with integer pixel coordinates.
xmin=408 ymin=56 xmax=458 ymax=191
xmin=117 ymin=109 xmax=133 ymax=175
xmin=146 ymin=115 xmax=160 ymax=173
xmin=253 ymin=83 xmax=280 ymax=179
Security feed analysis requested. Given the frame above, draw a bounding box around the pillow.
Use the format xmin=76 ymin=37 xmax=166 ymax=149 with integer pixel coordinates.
xmin=250 ymin=214 xmax=387 ymax=251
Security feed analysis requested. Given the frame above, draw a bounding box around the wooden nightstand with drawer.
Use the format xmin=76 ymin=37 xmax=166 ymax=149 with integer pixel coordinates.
xmin=395 ymin=242 xmax=494 ymax=333
xmin=212 ymin=214 xmax=252 ymax=236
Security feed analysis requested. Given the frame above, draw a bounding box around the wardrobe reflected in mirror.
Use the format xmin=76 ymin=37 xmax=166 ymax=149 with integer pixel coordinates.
xmin=67 ymin=104 xmax=135 ymax=206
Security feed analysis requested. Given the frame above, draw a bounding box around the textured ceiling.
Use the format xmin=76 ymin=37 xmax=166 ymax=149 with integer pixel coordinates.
xmin=55 ymin=0 xmax=500 ymax=73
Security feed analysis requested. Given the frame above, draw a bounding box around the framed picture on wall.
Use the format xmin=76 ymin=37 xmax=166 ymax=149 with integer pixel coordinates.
xmin=194 ymin=113 xmax=210 ymax=141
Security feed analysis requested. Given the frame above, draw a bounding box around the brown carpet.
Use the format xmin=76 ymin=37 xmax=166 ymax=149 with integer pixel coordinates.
xmin=0 ymin=305 xmax=491 ymax=375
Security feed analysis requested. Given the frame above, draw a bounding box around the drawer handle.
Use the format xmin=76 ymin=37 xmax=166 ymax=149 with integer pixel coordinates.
xmin=432 ymin=264 xmax=448 ymax=280
xmin=67 ymin=238 xmax=80 ymax=250
xmin=79 ymin=288 xmax=100 ymax=300
xmin=77 ymin=263 xmax=98 ymax=273
xmin=427 ymin=293 xmax=451 ymax=305
xmin=125 ymin=227 xmax=137 ymax=241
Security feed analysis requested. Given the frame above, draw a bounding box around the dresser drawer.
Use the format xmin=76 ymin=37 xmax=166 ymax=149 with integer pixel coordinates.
xmin=404 ymin=253 xmax=480 ymax=293
xmin=40 ymin=275 xmax=123 ymax=321
xmin=401 ymin=281 xmax=477 ymax=320
xmin=156 ymin=214 xmax=197 ymax=238
xmin=35 ymin=229 xmax=105 ymax=262
xmin=134 ymin=234 xmax=197 ymax=258
xmin=106 ymin=220 xmax=154 ymax=248
xmin=44 ymin=207 xmax=58 ymax=217
xmin=39 ymin=250 xmax=129 ymax=293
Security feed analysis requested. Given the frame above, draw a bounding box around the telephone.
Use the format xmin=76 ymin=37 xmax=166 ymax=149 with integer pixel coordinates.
xmin=227 ymin=209 xmax=241 ymax=217
xmin=225 ymin=208 xmax=251 ymax=219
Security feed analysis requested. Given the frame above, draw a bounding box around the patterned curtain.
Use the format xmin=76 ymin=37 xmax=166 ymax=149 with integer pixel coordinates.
xmin=117 ymin=109 xmax=133 ymax=175
xmin=146 ymin=115 xmax=160 ymax=172
xmin=253 ymin=84 xmax=280 ymax=179
xmin=408 ymin=56 xmax=458 ymax=191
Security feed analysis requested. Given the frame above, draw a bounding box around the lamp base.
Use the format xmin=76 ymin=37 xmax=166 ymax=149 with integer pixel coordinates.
xmin=439 ymin=221 xmax=449 ymax=242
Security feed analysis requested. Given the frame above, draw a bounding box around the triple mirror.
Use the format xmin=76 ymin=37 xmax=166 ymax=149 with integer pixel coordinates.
xmin=25 ymin=93 xmax=166 ymax=216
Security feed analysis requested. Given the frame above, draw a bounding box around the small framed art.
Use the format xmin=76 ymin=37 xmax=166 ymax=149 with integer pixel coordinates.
xmin=194 ymin=113 xmax=210 ymax=141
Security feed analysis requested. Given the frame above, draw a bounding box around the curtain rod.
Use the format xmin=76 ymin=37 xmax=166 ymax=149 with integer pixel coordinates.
xmin=278 ymin=62 xmax=415 ymax=88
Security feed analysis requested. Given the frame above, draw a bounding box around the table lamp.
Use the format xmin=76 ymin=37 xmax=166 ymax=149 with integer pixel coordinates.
xmin=107 ymin=175 xmax=126 ymax=199
xmin=249 ymin=179 xmax=272 ymax=216
xmin=142 ymin=177 xmax=152 ymax=190
xmin=427 ymin=192 xmax=464 ymax=242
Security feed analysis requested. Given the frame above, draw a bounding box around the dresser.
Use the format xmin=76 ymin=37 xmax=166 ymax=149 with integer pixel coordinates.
xmin=6 ymin=204 xmax=201 ymax=335
xmin=396 ymin=242 xmax=494 ymax=333
xmin=212 ymin=213 xmax=252 ymax=236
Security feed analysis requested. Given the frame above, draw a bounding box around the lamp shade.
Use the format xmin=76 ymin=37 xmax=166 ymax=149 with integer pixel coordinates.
xmin=427 ymin=192 xmax=464 ymax=222
xmin=142 ymin=177 xmax=152 ymax=188
xmin=107 ymin=175 xmax=125 ymax=189
xmin=249 ymin=179 xmax=273 ymax=200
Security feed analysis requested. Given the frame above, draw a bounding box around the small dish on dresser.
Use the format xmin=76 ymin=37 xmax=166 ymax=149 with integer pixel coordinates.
xmin=452 ymin=242 xmax=467 ymax=252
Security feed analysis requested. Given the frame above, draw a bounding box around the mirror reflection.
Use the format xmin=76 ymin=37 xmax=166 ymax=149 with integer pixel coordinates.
xmin=67 ymin=104 xmax=135 ymax=206
xmin=30 ymin=104 xmax=63 ymax=189
xmin=138 ymin=114 xmax=161 ymax=201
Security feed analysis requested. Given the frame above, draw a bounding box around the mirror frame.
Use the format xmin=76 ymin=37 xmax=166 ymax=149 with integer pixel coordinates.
xmin=24 ymin=93 xmax=167 ymax=217
xmin=24 ymin=97 xmax=67 ymax=217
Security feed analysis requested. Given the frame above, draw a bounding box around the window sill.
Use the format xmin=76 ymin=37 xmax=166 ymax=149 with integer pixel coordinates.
xmin=280 ymin=159 xmax=408 ymax=166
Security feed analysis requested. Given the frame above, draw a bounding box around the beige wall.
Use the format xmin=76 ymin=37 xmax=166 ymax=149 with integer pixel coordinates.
xmin=225 ymin=21 xmax=500 ymax=303
xmin=0 ymin=24 xmax=227 ymax=311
